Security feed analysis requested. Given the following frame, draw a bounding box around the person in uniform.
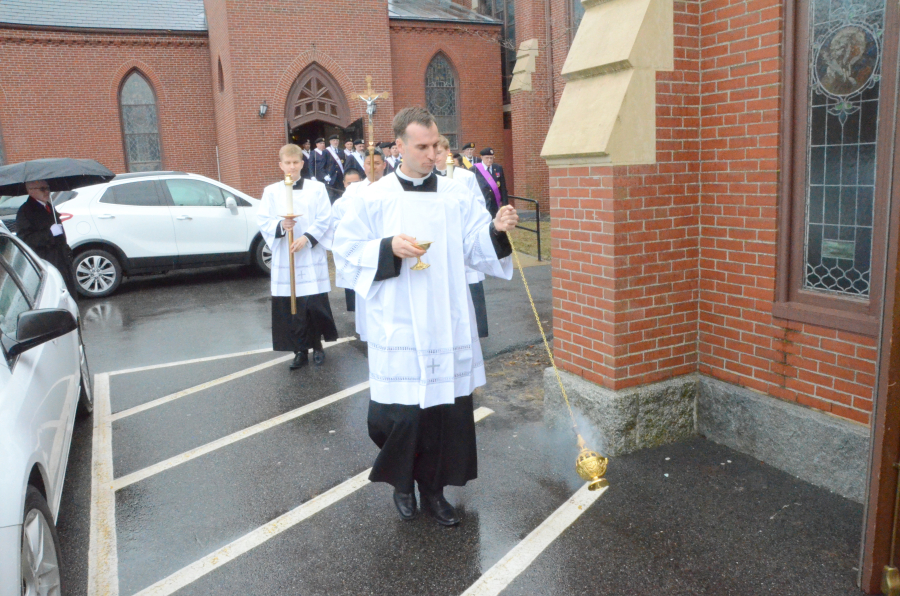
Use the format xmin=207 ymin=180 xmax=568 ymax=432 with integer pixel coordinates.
xmin=343 ymin=139 xmax=355 ymax=163
xmin=323 ymin=134 xmax=346 ymax=201
xmin=16 ymin=180 xmax=78 ymax=298
xmin=309 ymin=138 xmax=329 ymax=184
xmin=300 ymin=140 xmax=312 ymax=179
xmin=257 ymin=144 xmax=338 ymax=369
xmin=346 ymin=139 xmax=368 ymax=179
xmin=333 ymin=108 xmax=518 ymax=526
xmin=472 ymin=147 xmax=509 ymax=218
xmin=460 ymin=142 xmax=480 ymax=169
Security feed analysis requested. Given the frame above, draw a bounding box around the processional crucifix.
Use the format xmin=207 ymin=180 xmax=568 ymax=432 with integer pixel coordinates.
xmin=356 ymin=76 xmax=389 ymax=181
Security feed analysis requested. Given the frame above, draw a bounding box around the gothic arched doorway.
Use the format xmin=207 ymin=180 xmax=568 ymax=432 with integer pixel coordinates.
xmin=285 ymin=64 xmax=362 ymax=147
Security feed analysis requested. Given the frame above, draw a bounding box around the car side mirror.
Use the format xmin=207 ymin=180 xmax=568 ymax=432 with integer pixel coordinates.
xmin=1 ymin=308 xmax=77 ymax=359
xmin=225 ymin=196 xmax=238 ymax=212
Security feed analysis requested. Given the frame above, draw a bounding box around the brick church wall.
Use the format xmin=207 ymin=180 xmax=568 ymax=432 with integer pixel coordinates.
xmin=0 ymin=28 xmax=217 ymax=179
xmin=204 ymin=0 xmax=396 ymax=199
xmin=549 ymin=1 xmax=701 ymax=391
xmin=547 ymin=0 xmax=878 ymax=425
xmin=389 ymin=21 xmax=504 ymax=164
xmin=697 ymin=0 xmax=876 ymax=424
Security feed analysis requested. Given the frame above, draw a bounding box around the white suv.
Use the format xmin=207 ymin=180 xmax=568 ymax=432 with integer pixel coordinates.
xmin=58 ymin=171 xmax=270 ymax=298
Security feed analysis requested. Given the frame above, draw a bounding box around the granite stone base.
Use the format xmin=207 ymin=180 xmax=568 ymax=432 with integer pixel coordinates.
xmin=542 ymin=369 xmax=697 ymax=457
xmin=697 ymin=375 xmax=870 ymax=502
xmin=543 ymin=369 xmax=870 ymax=502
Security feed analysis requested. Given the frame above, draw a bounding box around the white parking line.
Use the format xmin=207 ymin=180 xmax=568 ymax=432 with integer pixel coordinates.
xmin=109 ymin=337 xmax=354 ymax=421
xmin=459 ymin=482 xmax=607 ymax=596
xmin=88 ymin=373 xmax=119 ymax=596
xmin=112 ymin=381 xmax=371 ymax=491
xmin=107 ymin=348 xmax=274 ymax=376
xmin=130 ymin=407 xmax=495 ymax=596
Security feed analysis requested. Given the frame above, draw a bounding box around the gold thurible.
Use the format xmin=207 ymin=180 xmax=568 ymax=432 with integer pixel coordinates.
xmin=575 ymin=434 xmax=609 ymax=491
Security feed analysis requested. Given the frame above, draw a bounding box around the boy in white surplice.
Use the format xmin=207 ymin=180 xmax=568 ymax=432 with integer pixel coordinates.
xmin=258 ymin=144 xmax=337 ymax=370
xmin=333 ymin=108 xmax=519 ymax=526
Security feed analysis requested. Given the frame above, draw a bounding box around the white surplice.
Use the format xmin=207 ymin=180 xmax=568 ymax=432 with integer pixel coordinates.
xmin=332 ymin=179 xmax=370 ymax=341
xmin=258 ymin=178 xmax=332 ymax=297
xmin=440 ymin=166 xmax=487 ymax=285
xmin=332 ymin=172 xmax=513 ymax=408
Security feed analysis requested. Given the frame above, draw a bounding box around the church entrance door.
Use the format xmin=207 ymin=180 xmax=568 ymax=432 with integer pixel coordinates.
xmin=284 ymin=64 xmax=363 ymax=147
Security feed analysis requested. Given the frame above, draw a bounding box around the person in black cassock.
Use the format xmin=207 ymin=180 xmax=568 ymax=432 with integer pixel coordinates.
xmin=332 ymin=108 xmax=519 ymax=526
xmin=257 ymin=144 xmax=338 ymax=369
xmin=16 ymin=180 xmax=78 ymax=298
xmin=472 ymin=147 xmax=509 ymax=218
xmin=322 ymin=134 xmax=345 ymax=202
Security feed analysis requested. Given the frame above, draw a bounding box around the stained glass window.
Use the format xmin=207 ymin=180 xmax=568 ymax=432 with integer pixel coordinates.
xmin=120 ymin=71 xmax=162 ymax=172
xmin=804 ymin=0 xmax=885 ymax=297
xmin=425 ymin=54 xmax=459 ymax=149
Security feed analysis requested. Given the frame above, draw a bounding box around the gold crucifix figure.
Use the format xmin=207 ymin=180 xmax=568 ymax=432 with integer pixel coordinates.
xmin=356 ymin=76 xmax=389 ymax=180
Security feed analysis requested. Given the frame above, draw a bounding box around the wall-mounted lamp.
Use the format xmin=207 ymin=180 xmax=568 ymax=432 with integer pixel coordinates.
xmin=258 ymin=100 xmax=268 ymax=118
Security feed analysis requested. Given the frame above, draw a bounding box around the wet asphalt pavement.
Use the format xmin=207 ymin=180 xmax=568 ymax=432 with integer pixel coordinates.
xmin=54 ymin=264 xmax=866 ymax=595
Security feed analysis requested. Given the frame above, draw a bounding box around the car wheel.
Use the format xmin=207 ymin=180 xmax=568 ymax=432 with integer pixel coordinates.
xmin=21 ymin=485 xmax=63 ymax=596
xmin=254 ymin=240 xmax=272 ymax=274
xmin=74 ymin=249 xmax=122 ymax=298
xmin=77 ymin=331 xmax=93 ymax=418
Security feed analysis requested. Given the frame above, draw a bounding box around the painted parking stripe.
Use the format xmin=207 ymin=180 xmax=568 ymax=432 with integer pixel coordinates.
xmin=459 ymin=482 xmax=607 ymax=596
xmin=109 ymin=337 xmax=354 ymax=421
xmin=107 ymin=348 xmax=274 ymax=377
xmin=131 ymin=407 xmax=495 ymax=596
xmin=88 ymin=373 xmax=120 ymax=596
xmin=112 ymin=381 xmax=372 ymax=491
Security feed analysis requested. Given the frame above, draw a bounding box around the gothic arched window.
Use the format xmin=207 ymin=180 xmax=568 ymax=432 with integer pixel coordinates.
xmin=119 ymin=71 xmax=162 ymax=172
xmin=425 ymin=54 xmax=459 ymax=149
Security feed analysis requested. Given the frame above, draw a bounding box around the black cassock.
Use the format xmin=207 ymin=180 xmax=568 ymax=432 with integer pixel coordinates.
xmin=363 ymin=172 xmax=511 ymax=494
xmin=15 ymin=197 xmax=78 ymax=298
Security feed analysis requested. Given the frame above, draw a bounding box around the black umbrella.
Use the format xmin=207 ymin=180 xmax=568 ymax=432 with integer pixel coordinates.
xmin=0 ymin=158 xmax=115 ymax=196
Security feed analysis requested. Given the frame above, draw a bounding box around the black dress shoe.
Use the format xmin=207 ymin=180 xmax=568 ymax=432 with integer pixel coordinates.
xmin=419 ymin=491 xmax=460 ymax=526
xmin=393 ymin=490 xmax=417 ymax=521
xmin=289 ymin=351 xmax=308 ymax=370
xmin=313 ymin=349 xmax=325 ymax=365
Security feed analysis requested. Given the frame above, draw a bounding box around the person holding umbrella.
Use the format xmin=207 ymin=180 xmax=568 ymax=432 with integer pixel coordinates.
xmin=15 ymin=180 xmax=78 ymax=297
xmin=0 ymin=158 xmax=115 ymax=299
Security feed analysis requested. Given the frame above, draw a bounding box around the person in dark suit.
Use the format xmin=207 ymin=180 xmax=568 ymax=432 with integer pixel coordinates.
xmin=16 ymin=180 xmax=78 ymax=297
xmin=471 ymin=147 xmax=508 ymax=218
xmin=323 ymin=134 xmax=345 ymax=197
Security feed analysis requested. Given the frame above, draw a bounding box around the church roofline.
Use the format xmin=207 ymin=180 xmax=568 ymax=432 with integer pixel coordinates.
xmin=388 ymin=0 xmax=501 ymax=26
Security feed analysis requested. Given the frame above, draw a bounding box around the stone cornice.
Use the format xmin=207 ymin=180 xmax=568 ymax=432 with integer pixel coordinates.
xmin=0 ymin=26 xmax=208 ymax=48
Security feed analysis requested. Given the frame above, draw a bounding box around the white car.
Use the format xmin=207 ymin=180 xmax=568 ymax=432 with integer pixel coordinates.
xmin=57 ymin=171 xmax=269 ymax=298
xmin=0 ymin=230 xmax=91 ymax=596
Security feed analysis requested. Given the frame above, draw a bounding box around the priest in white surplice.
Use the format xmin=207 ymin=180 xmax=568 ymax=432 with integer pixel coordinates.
xmin=333 ymin=148 xmax=388 ymax=341
xmin=435 ymin=135 xmax=490 ymax=339
xmin=258 ymin=144 xmax=338 ymax=370
xmin=333 ymin=108 xmax=518 ymax=526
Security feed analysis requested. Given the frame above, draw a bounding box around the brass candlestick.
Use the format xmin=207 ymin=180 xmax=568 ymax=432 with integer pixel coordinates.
xmin=283 ymin=174 xmax=297 ymax=315
xmin=410 ymin=240 xmax=432 ymax=271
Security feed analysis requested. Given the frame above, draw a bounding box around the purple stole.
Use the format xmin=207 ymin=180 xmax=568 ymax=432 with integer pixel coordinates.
xmin=475 ymin=163 xmax=502 ymax=207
